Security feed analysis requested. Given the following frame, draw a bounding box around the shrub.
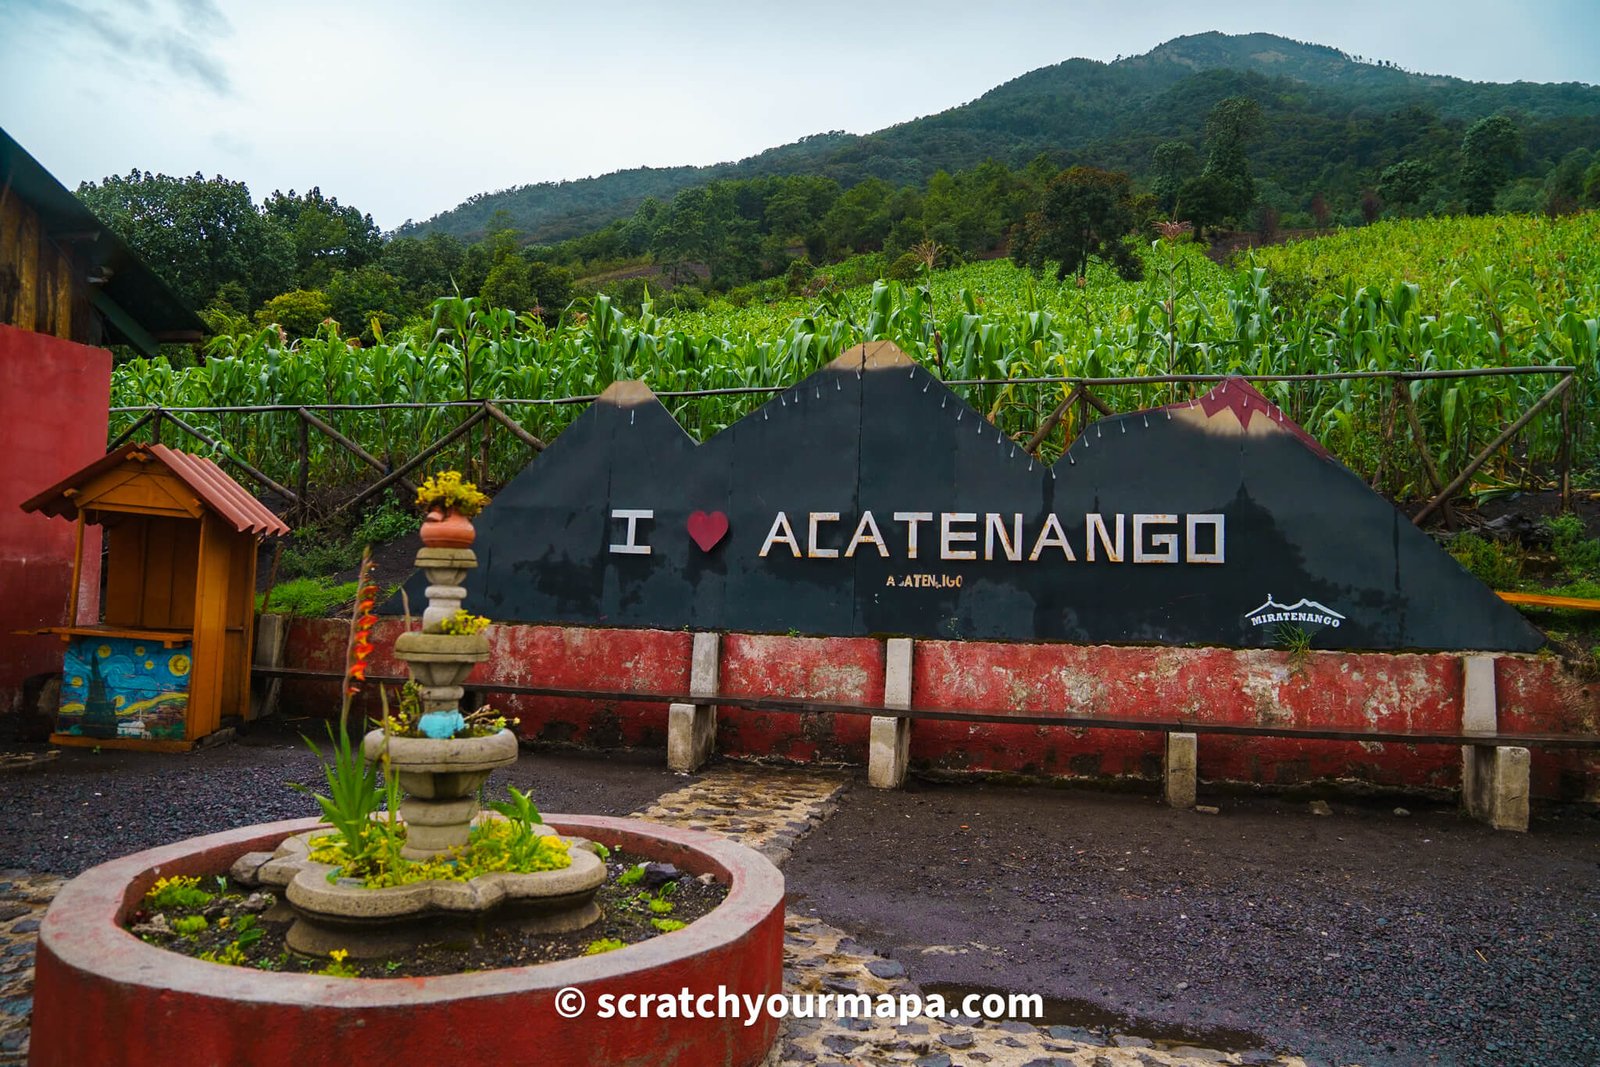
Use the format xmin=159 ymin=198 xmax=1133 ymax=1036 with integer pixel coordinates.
xmin=1547 ymin=515 xmax=1600 ymax=578
xmin=1449 ymin=533 xmax=1523 ymax=590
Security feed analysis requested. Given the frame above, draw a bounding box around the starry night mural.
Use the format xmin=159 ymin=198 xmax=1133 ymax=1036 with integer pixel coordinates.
xmin=56 ymin=636 xmax=191 ymax=741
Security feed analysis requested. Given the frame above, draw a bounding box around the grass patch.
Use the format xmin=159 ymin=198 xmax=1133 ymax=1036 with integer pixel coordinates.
xmin=258 ymin=577 xmax=358 ymax=617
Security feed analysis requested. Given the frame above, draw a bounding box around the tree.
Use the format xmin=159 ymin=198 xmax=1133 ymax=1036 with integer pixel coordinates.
xmin=1584 ymin=159 xmax=1600 ymax=209
xmin=1186 ymin=97 xmax=1263 ymax=234
xmin=1150 ymin=141 xmax=1197 ymax=215
xmin=263 ymin=187 xmax=383 ymax=290
xmin=380 ymin=231 xmax=466 ymax=309
xmin=1541 ymin=148 xmax=1591 ymax=215
xmin=1012 ymin=166 xmax=1142 ymax=282
xmin=479 ymin=257 xmax=534 ymax=312
xmin=524 ymin=261 xmax=574 ymax=319
xmin=254 ymin=289 xmax=331 ymax=339
xmin=1359 ymin=188 xmax=1383 ymax=224
xmin=1458 ymin=115 xmax=1521 ymax=214
xmin=326 ymin=265 xmax=403 ymax=342
xmin=1309 ymin=193 xmax=1332 ymax=228
xmin=76 ymin=170 xmax=294 ymax=309
xmin=1378 ymin=160 xmax=1433 ymax=217
xmin=1177 ymin=173 xmax=1236 ymax=239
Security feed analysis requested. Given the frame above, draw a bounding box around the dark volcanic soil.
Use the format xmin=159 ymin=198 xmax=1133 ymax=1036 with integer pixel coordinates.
xmin=6 ymin=733 xmax=1599 ymax=1065
xmin=135 ymin=850 xmax=726 ymax=979
xmin=0 ymin=718 xmax=683 ymax=876
xmin=783 ymin=779 xmax=1600 ymax=1067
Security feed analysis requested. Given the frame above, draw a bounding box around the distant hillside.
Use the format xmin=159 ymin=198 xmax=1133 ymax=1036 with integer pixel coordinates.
xmin=402 ymin=32 xmax=1600 ymax=243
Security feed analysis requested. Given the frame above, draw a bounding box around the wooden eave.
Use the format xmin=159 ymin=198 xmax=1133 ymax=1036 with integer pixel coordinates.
xmin=20 ymin=443 xmax=289 ymax=536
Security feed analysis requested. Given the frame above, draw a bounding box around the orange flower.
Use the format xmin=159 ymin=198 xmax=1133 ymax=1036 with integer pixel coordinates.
xmin=339 ymin=548 xmax=379 ymax=730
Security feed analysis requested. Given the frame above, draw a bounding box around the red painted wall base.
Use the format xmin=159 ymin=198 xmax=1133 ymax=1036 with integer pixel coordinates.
xmin=280 ymin=619 xmax=1600 ymax=802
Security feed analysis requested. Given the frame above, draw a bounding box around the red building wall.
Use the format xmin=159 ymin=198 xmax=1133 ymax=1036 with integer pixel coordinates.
xmin=0 ymin=324 xmax=109 ymax=716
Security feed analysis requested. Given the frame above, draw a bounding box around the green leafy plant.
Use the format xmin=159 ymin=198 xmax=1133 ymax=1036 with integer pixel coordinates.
xmin=196 ymin=917 xmax=261 ymax=966
xmin=143 ymin=875 xmax=214 ymax=910
xmin=1449 ymin=533 xmax=1525 ymax=590
xmin=198 ymin=942 xmax=247 ymax=966
xmin=320 ymin=948 xmax=360 ymax=978
xmin=1274 ymin=622 xmax=1313 ymax=659
xmin=354 ymin=502 xmax=421 ymax=546
xmin=584 ymin=938 xmax=626 ymax=955
xmin=172 ymin=915 xmax=209 ymax=937
xmin=487 ymin=784 xmax=541 ymax=826
xmin=1547 ymin=515 xmax=1600 ymax=578
xmin=293 ymin=547 xmax=391 ymax=869
xmin=295 ymin=726 xmax=382 ymax=862
xmin=651 ymin=918 xmax=687 ymax=933
xmin=616 ymin=863 xmax=646 ymax=887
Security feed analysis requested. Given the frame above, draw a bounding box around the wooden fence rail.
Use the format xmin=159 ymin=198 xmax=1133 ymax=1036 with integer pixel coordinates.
xmin=114 ymin=365 xmax=1578 ymax=525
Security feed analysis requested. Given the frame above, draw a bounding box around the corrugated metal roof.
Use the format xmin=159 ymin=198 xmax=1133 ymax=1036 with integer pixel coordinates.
xmin=19 ymin=443 xmax=289 ymax=536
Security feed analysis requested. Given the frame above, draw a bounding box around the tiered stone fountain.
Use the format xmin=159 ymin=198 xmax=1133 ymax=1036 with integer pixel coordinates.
xmin=235 ymin=540 xmax=607 ymax=957
xmin=31 ymin=518 xmax=784 ymax=1067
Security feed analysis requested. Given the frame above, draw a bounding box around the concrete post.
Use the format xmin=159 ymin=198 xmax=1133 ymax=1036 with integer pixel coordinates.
xmin=868 ymin=638 xmax=913 ymax=789
xmin=667 ymin=632 xmax=720 ymax=773
xmin=1163 ymin=731 xmax=1198 ymax=809
xmin=249 ymin=613 xmax=288 ymax=722
xmin=1466 ymin=744 xmax=1531 ymax=832
xmin=1460 ymin=654 xmax=1498 ymax=816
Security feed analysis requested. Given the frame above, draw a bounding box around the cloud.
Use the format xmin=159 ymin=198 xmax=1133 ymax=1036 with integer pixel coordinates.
xmin=170 ymin=0 xmax=230 ymax=37
xmin=3 ymin=0 xmax=235 ymax=95
xmin=159 ymin=34 xmax=231 ymax=94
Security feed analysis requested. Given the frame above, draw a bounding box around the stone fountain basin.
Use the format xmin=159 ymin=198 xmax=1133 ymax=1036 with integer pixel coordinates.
xmin=31 ymin=814 xmax=785 ymax=1067
xmin=251 ymin=825 xmax=607 ymax=921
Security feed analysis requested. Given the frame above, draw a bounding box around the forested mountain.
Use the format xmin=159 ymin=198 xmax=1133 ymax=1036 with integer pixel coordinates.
xmin=403 ymin=32 xmax=1600 ymax=243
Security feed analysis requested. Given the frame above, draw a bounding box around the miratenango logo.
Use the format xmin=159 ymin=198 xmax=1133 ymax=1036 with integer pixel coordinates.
xmin=1246 ymin=595 xmax=1345 ymax=630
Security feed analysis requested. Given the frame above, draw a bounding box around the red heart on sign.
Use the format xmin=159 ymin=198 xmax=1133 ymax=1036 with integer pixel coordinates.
xmin=686 ymin=510 xmax=729 ymax=552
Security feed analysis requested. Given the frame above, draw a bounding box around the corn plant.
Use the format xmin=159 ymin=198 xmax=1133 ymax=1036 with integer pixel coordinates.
xmin=109 ymin=214 xmax=1599 ymax=503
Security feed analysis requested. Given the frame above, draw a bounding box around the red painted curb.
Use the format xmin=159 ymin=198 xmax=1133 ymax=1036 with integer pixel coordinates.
xmin=31 ymin=815 xmax=785 ymax=1067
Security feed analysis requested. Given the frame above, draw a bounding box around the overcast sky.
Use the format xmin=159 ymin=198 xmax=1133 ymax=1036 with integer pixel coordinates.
xmin=2 ymin=1 xmax=1596 ymax=230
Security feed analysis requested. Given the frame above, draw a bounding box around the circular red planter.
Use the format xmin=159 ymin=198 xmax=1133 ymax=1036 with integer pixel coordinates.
xmin=31 ymin=815 xmax=784 ymax=1067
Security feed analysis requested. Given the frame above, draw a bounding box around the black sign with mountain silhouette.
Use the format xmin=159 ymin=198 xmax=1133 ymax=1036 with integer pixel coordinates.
xmin=400 ymin=342 xmax=1542 ymax=652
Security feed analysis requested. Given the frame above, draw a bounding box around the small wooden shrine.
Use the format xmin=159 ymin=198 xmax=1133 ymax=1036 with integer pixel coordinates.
xmin=19 ymin=443 xmax=289 ymax=750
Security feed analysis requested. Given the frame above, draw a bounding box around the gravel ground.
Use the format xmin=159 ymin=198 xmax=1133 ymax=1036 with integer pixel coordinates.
xmin=783 ymin=780 xmax=1600 ymax=1067
xmin=5 ymin=732 xmax=1599 ymax=1066
xmin=0 ymin=718 xmax=683 ymax=876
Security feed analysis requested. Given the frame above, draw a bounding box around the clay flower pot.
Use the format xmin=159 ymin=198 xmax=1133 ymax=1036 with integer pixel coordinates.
xmin=420 ymin=507 xmax=476 ymax=548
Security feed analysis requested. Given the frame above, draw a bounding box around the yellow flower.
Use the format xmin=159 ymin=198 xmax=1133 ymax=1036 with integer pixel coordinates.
xmin=329 ymin=949 xmax=350 ymax=964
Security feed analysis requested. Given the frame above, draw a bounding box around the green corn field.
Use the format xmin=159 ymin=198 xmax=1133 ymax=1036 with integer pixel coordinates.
xmin=109 ymin=213 xmax=1600 ymax=509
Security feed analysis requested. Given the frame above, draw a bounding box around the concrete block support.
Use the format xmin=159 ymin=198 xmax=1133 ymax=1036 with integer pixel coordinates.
xmin=1461 ymin=654 xmax=1498 ymax=732
xmin=868 ymin=638 xmax=913 ymax=789
xmin=1460 ymin=654 xmax=1499 ymax=819
xmin=1163 ymin=731 xmax=1198 ymax=809
xmin=249 ymin=613 xmax=288 ymax=722
xmin=667 ymin=632 xmax=720 ymax=773
xmin=1465 ymin=745 xmax=1531 ymax=832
